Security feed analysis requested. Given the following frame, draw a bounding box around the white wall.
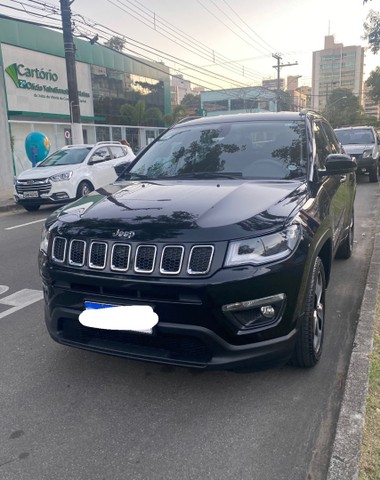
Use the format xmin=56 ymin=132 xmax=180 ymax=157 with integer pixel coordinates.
xmin=0 ymin=69 xmax=14 ymax=190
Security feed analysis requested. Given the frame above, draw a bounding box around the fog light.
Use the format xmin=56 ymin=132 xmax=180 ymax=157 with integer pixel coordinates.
xmin=261 ymin=305 xmax=275 ymax=319
xmin=222 ymin=294 xmax=286 ymax=332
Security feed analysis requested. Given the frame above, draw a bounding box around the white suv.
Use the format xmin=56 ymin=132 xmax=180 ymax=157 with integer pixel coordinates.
xmin=14 ymin=141 xmax=135 ymax=212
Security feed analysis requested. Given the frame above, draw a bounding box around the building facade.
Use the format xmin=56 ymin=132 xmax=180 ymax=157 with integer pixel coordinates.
xmin=0 ymin=16 xmax=171 ymax=189
xmin=312 ymin=35 xmax=364 ymax=111
xmin=200 ymin=87 xmax=277 ymax=116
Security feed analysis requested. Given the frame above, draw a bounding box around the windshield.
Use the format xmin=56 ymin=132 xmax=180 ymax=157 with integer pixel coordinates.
xmin=38 ymin=147 xmax=91 ymax=166
xmin=128 ymin=120 xmax=307 ymax=181
xmin=335 ymin=128 xmax=375 ymax=145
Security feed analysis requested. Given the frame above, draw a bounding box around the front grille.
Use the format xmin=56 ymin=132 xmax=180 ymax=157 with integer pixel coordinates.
xmin=16 ymin=178 xmax=51 ymax=195
xmin=52 ymin=236 xmax=215 ymax=276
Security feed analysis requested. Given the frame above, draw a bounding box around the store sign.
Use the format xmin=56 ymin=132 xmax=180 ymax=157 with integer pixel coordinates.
xmin=2 ymin=44 xmax=94 ymax=117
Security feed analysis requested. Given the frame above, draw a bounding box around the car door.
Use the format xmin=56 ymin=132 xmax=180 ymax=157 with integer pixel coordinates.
xmin=313 ymin=119 xmax=348 ymax=249
xmin=88 ymin=146 xmax=117 ymax=188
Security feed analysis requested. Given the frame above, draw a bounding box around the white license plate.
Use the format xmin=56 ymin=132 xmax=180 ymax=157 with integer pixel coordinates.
xmin=23 ymin=191 xmax=39 ymax=198
xmin=79 ymin=301 xmax=158 ymax=333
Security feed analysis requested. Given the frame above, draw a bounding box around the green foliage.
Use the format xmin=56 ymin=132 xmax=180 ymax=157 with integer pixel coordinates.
xmin=163 ymin=105 xmax=187 ymax=126
xmin=104 ymin=36 xmax=126 ymax=52
xmin=120 ymin=100 xmax=164 ymax=127
xmin=180 ymin=93 xmax=201 ymax=110
xmin=366 ymin=68 xmax=380 ymax=103
xmin=322 ymin=89 xmax=362 ymax=127
xmin=363 ymin=10 xmax=380 ymax=54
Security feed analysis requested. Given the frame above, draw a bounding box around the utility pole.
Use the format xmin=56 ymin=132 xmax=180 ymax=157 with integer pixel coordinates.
xmin=272 ymin=53 xmax=298 ymax=112
xmin=60 ymin=0 xmax=83 ymax=144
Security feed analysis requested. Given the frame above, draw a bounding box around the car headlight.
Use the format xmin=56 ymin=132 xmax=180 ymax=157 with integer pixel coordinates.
xmin=225 ymin=225 xmax=301 ymax=267
xmin=362 ymin=149 xmax=374 ymax=159
xmin=40 ymin=224 xmax=51 ymax=254
xmin=49 ymin=171 xmax=73 ymax=182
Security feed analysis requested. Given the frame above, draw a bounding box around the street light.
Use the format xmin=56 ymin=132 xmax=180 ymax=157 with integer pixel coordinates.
xmin=327 ymin=96 xmax=348 ymax=108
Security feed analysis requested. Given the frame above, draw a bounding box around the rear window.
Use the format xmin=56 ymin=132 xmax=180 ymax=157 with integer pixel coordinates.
xmin=335 ymin=128 xmax=375 ymax=145
xmin=129 ymin=120 xmax=307 ymax=180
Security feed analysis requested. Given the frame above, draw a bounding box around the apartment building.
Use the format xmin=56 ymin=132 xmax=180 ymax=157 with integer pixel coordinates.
xmin=312 ymin=35 xmax=364 ymax=111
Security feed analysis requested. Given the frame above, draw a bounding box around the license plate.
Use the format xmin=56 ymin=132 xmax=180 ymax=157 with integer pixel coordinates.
xmin=79 ymin=301 xmax=158 ymax=333
xmin=23 ymin=191 xmax=39 ymax=198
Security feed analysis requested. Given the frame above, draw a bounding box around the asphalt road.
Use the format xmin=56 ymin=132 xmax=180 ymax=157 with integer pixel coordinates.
xmin=0 ymin=178 xmax=379 ymax=480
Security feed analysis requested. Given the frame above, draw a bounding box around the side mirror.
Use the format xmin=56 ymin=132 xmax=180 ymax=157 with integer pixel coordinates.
xmin=89 ymin=155 xmax=111 ymax=165
xmin=319 ymin=154 xmax=357 ymax=176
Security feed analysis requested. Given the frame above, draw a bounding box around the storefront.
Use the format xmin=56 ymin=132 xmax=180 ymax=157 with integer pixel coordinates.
xmin=0 ymin=16 xmax=170 ymax=188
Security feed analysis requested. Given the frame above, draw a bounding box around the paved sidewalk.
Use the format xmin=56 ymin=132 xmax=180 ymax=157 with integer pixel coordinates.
xmin=0 ymin=187 xmax=19 ymax=212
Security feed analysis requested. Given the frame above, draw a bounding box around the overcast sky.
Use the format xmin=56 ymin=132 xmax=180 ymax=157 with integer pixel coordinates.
xmin=1 ymin=0 xmax=379 ymax=89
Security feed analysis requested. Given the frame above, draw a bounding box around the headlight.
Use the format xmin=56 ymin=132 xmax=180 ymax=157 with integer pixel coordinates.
xmin=49 ymin=171 xmax=73 ymax=182
xmin=362 ymin=149 xmax=373 ymax=159
xmin=40 ymin=224 xmax=50 ymax=253
xmin=225 ymin=225 xmax=301 ymax=267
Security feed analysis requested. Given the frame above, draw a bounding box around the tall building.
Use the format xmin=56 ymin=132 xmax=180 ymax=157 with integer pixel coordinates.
xmin=262 ymin=78 xmax=285 ymax=91
xmin=312 ymin=35 xmax=364 ymax=111
xmin=170 ymin=74 xmax=192 ymax=107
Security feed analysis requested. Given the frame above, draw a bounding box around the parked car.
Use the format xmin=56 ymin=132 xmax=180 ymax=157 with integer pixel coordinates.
xmin=39 ymin=111 xmax=356 ymax=370
xmin=334 ymin=126 xmax=380 ymax=182
xmin=14 ymin=141 xmax=135 ymax=211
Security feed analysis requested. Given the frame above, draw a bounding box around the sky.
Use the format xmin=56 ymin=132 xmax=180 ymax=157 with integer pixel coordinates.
xmin=0 ymin=0 xmax=379 ymax=90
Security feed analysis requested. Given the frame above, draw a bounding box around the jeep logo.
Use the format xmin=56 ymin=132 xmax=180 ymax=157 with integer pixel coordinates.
xmin=112 ymin=229 xmax=135 ymax=239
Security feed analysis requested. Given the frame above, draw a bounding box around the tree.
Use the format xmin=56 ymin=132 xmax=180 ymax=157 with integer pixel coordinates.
xmin=180 ymin=93 xmax=201 ymax=114
xmin=120 ymin=100 xmax=164 ymax=127
xmin=163 ymin=105 xmax=187 ymax=126
xmin=104 ymin=36 xmax=125 ymax=52
xmin=366 ymin=67 xmax=380 ymax=102
xmin=363 ymin=10 xmax=380 ymax=53
xmin=322 ymin=89 xmax=362 ymax=128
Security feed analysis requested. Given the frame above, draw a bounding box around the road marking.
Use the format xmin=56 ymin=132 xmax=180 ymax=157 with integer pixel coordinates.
xmin=0 ymin=285 xmax=9 ymax=295
xmin=5 ymin=218 xmax=45 ymax=231
xmin=0 ymin=288 xmax=43 ymax=319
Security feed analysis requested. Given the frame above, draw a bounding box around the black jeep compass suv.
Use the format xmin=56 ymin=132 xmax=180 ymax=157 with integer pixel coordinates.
xmin=39 ymin=111 xmax=356 ymax=369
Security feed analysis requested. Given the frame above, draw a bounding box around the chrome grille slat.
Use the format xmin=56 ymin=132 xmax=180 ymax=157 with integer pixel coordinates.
xmin=52 ymin=238 xmax=215 ymax=276
xmin=52 ymin=237 xmax=67 ymax=263
xmin=111 ymin=244 xmax=131 ymax=271
xmin=160 ymin=246 xmax=184 ymax=274
xmin=69 ymin=240 xmax=86 ymax=266
xmin=134 ymin=245 xmax=157 ymax=273
xmin=89 ymin=242 xmax=107 ymax=269
xmin=188 ymin=246 xmax=214 ymax=274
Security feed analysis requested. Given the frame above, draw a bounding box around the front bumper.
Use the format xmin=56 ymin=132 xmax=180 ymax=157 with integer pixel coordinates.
xmin=40 ymin=249 xmax=307 ymax=369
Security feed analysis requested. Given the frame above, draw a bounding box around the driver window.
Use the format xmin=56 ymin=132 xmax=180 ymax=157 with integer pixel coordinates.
xmin=90 ymin=147 xmax=110 ymax=163
xmin=313 ymin=121 xmax=330 ymax=168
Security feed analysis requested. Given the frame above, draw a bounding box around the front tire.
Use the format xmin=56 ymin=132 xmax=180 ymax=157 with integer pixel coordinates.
xmin=369 ymin=165 xmax=378 ymax=182
xmin=23 ymin=204 xmax=40 ymax=212
xmin=291 ymin=256 xmax=326 ymax=368
xmin=76 ymin=181 xmax=93 ymax=198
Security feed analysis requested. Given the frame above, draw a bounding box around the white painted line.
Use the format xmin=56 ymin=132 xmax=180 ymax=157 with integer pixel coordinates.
xmin=0 ymin=289 xmax=43 ymax=319
xmin=5 ymin=218 xmax=45 ymax=230
xmin=0 ymin=289 xmax=43 ymax=306
xmin=0 ymin=285 xmax=9 ymax=295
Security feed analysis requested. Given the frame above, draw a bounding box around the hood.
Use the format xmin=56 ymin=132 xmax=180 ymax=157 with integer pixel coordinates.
xmin=342 ymin=143 xmax=374 ymax=155
xmin=17 ymin=164 xmax=82 ymax=179
xmin=51 ymin=180 xmax=307 ymax=242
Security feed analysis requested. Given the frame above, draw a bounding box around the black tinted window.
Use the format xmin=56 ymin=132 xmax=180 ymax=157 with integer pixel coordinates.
xmin=129 ymin=120 xmax=307 ymax=180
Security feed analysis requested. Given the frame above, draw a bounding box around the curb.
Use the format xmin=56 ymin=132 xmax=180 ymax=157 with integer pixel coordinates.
xmin=327 ymin=208 xmax=380 ymax=479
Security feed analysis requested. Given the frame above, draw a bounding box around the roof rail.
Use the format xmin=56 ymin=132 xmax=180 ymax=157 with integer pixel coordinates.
xmin=299 ymin=108 xmax=321 ymax=116
xmin=174 ymin=116 xmax=202 ymax=125
xmin=95 ymin=141 xmax=122 ymax=145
